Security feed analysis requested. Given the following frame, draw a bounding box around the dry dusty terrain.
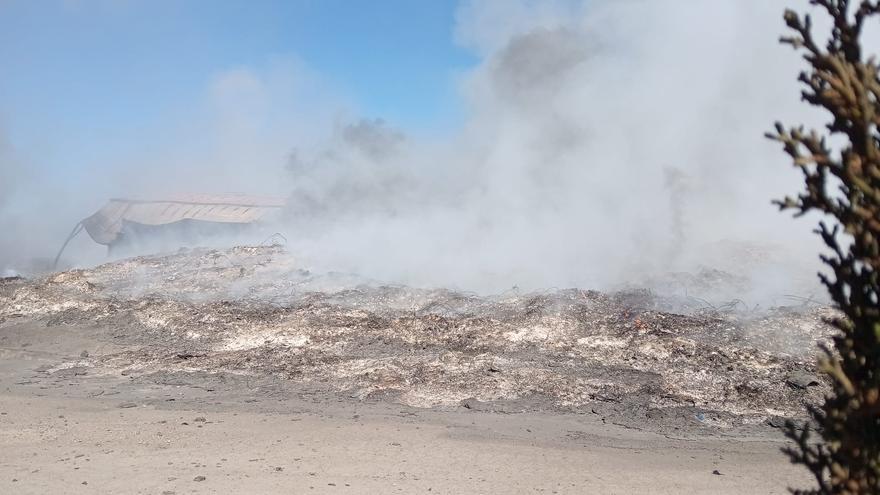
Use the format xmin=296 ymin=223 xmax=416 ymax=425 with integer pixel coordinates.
xmin=0 ymin=245 xmax=832 ymax=493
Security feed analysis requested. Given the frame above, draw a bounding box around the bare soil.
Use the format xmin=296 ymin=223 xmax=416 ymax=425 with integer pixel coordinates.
xmin=0 ymin=245 xmax=830 ymax=493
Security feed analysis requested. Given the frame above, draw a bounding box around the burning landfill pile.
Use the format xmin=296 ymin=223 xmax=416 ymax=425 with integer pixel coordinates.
xmin=0 ymin=244 xmax=833 ymax=433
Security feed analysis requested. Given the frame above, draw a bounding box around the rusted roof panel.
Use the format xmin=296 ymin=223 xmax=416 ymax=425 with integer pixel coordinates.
xmin=81 ymin=194 xmax=285 ymax=245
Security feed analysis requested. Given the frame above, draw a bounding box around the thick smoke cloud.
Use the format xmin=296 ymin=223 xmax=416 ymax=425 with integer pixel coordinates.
xmin=1 ymin=0 xmax=839 ymax=304
xmin=280 ymin=0 xmax=826 ymax=301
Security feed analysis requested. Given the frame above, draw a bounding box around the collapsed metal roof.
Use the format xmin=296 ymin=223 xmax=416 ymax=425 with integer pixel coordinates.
xmin=53 ymin=194 xmax=286 ymax=269
xmin=81 ymin=193 xmax=286 ymax=246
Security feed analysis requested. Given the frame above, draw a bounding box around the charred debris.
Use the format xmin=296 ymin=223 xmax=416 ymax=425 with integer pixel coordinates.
xmin=0 ymin=245 xmax=833 ymax=433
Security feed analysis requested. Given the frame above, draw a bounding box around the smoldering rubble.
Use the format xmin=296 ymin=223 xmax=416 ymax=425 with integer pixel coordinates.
xmin=0 ymin=245 xmax=833 ymax=433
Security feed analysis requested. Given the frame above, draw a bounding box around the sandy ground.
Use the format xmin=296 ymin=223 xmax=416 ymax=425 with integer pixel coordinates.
xmin=0 ymin=246 xmax=828 ymax=494
xmin=0 ymin=323 xmax=810 ymax=494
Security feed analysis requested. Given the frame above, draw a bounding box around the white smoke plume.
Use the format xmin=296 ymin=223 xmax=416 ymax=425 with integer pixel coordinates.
xmin=1 ymin=0 xmax=846 ymax=303
xmin=278 ymin=0 xmax=828 ymax=301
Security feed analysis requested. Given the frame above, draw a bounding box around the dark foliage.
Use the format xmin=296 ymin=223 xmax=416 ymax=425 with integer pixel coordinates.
xmin=767 ymin=1 xmax=880 ymax=493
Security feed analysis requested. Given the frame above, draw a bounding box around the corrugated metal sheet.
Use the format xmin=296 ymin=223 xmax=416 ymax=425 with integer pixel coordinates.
xmin=81 ymin=194 xmax=285 ymax=245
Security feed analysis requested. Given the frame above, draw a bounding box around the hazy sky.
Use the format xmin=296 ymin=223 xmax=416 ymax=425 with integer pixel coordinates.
xmin=0 ymin=0 xmax=474 ymax=175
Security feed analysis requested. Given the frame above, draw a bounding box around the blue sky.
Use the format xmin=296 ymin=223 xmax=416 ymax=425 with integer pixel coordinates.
xmin=0 ymin=0 xmax=476 ymax=165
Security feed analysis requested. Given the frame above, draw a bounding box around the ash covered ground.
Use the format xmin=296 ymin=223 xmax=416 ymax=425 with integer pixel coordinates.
xmin=0 ymin=245 xmax=833 ymax=434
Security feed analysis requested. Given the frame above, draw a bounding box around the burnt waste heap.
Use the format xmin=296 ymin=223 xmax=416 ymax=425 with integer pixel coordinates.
xmin=0 ymin=244 xmax=833 ymax=435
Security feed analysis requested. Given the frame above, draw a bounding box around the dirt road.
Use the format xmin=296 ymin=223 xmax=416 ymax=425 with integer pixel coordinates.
xmin=0 ymin=335 xmax=808 ymax=495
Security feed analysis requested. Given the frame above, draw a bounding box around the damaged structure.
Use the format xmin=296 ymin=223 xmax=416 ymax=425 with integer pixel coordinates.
xmin=54 ymin=194 xmax=286 ymax=267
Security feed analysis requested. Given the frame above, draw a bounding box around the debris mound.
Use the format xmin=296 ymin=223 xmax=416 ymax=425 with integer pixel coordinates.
xmin=0 ymin=245 xmax=834 ymax=431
